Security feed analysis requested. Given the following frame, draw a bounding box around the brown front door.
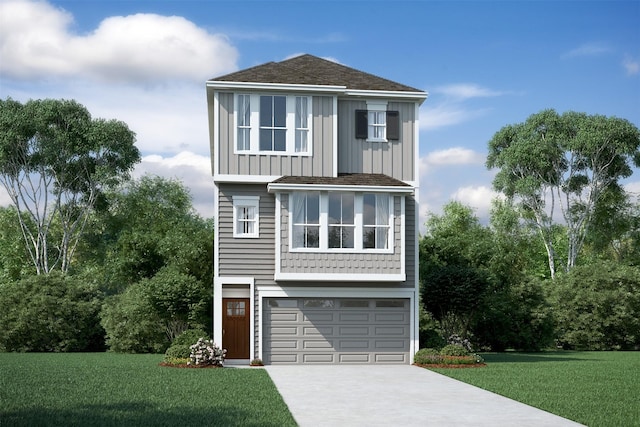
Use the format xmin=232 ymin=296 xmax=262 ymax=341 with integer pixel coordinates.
xmin=222 ymin=298 xmax=250 ymax=359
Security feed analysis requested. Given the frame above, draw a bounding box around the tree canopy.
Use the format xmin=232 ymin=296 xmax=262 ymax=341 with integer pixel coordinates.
xmin=486 ymin=109 xmax=640 ymax=278
xmin=0 ymin=98 xmax=140 ymax=274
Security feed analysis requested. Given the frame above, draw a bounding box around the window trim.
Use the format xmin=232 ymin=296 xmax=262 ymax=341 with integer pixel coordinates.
xmin=289 ymin=192 xmax=394 ymax=253
xmin=355 ymin=102 xmax=400 ymax=142
xmin=234 ymin=93 xmax=312 ymax=156
xmin=233 ymin=195 xmax=260 ymax=238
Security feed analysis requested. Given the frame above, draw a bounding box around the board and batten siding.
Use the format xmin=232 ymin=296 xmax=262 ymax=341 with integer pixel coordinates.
xmin=212 ymin=91 xmax=335 ymax=177
xmin=337 ymin=100 xmax=416 ymax=181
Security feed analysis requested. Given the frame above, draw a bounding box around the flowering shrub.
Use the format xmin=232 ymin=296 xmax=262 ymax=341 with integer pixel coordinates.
xmin=188 ymin=338 xmax=226 ymax=367
xmin=447 ymin=334 xmax=473 ymax=352
xmin=440 ymin=343 xmax=470 ymax=357
xmin=414 ymin=346 xmax=485 ymax=366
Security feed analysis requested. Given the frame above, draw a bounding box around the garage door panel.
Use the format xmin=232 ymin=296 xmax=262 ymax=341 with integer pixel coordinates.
xmin=264 ymin=297 xmax=409 ymax=365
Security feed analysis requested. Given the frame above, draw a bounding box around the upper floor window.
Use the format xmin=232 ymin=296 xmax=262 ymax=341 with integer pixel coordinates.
xmin=290 ymin=192 xmax=393 ymax=252
xmin=328 ymin=193 xmax=355 ymax=249
xmin=233 ymin=196 xmax=259 ymax=238
xmin=235 ymin=94 xmax=312 ymax=155
xmin=292 ymin=192 xmax=320 ymax=248
xmin=355 ymin=101 xmax=400 ymax=142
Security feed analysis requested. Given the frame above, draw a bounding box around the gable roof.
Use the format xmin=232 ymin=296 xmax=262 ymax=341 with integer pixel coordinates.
xmin=209 ymin=54 xmax=423 ymax=93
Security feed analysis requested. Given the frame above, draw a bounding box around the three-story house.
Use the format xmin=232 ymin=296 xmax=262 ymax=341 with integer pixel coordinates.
xmin=207 ymin=54 xmax=427 ymax=364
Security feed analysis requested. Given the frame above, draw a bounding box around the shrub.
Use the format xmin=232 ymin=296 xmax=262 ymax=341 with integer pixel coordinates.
xmin=0 ymin=273 xmax=104 ymax=352
xmin=172 ymin=328 xmax=209 ymax=346
xmin=188 ymin=338 xmax=226 ymax=367
xmin=548 ymin=261 xmax=640 ymax=350
xmin=250 ymin=358 xmax=264 ymax=366
xmin=165 ymin=344 xmax=191 ymax=359
xmin=447 ymin=334 xmax=473 ymax=352
xmin=100 ymin=282 xmax=168 ymax=353
xmin=414 ymin=348 xmax=442 ymax=365
xmin=440 ymin=344 xmax=470 ymax=357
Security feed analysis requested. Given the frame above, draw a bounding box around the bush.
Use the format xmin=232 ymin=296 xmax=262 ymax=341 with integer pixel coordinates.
xmin=100 ymin=283 xmax=168 ymax=353
xmin=189 ymin=338 xmax=226 ymax=367
xmin=414 ymin=348 xmax=442 ymax=365
xmin=0 ymin=273 xmax=104 ymax=352
xmin=172 ymin=328 xmax=209 ymax=347
xmin=548 ymin=261 xmax=640 ymax=350
xmin=440 ymin=344 xmax=470 ymax=357
xmin=165 ymin=344 xmax=191 ymax=359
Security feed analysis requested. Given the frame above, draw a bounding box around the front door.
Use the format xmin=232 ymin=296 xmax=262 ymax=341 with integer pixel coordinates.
xmin=222 ymin=298 xmax=250 ymax=359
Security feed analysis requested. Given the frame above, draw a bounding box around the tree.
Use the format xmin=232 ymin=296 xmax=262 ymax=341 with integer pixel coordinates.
xmin=486 ymin=109 xmax=640 ymax=278
xmin=0 ymin=98 xmax=140 ymax=274
xmin=0 ymin=206 xmax=31 ymax=281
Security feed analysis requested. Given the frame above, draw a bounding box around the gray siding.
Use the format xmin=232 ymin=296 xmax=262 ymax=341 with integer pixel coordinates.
xmin=337 ymin=100 xmax=416 ymax=181
xmin=278 ymin=194 xmax=406 ymax=279
xmin=212 ymin=91 xmax=334 ymax=177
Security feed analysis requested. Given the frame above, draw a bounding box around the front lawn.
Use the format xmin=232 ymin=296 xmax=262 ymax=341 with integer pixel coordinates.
xmin=0 ymin=353 xmax=296 ymax=427
xmin=429 ymin=351 xmax=639 ymax=427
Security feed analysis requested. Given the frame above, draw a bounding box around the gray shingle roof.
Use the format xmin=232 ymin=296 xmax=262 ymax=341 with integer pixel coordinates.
xmin=271 ymin=173 xmax=411 ymax=187
xmin=210 ymin=54 xmax=423 ymax=93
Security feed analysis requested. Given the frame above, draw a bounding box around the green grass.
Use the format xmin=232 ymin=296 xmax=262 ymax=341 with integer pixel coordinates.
xmin=0 ymin=353 xmax=296 ymax=427
xmin=429 ymin=351 xmax=639 ymax=427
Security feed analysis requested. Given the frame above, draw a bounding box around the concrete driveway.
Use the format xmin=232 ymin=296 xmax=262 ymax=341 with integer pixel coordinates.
xmin=265 ymin=365 xmax=584 ymax=427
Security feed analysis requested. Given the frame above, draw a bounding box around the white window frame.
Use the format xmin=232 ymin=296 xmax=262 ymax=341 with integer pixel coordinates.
xmin=366 ymin=101 xmax=388 ymax=142
xmin=290 ymin=192 xmax=394 ymax=253
xmin=234 ymin=94 xmax=312 ymax=156
xmin=233 ymin=196 xmax=260 ymax=238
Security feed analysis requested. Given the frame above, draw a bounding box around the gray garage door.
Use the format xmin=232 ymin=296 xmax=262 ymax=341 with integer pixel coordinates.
xmin=263 ymin=298 xmax=410 ymax=364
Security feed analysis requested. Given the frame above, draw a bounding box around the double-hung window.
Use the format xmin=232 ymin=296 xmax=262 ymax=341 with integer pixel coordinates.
xmin=355 ymin=101 xmax=400 ymax=142
xmin=292 ymin=192 xmax=320 ymax=248
xmin=363 ymin=193 xmax=390 ymax=249
xmin=328 ymin=193 xmax=355 ymax=248
xmin=235 ymin=94 xmax=312 ymax=155
xmin=233 ymin=196 xmax=259 ymax=238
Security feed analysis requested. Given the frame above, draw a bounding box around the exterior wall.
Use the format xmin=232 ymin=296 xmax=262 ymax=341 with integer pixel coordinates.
xmin=211 ymin=90 xmax=335 ymax=177
xmin=337 ymin=99 xmax=417 ymax=181
xmin=278 ymin=193 xmax=403 ymax=276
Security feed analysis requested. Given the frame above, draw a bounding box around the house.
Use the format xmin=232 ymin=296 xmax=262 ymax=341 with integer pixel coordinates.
xmin=206 ymin=54 xmax=427 ymax=364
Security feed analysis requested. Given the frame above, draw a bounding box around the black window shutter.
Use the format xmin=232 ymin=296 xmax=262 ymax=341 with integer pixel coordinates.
xmin=355 ymin=110 xmax=368 ymax=139
xmin=386 ymin=111 xmax=400 ymax=140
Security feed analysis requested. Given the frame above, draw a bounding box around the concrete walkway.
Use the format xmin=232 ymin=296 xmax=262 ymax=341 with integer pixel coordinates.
xmin=265 ymin=365 xmax=584 ymax=427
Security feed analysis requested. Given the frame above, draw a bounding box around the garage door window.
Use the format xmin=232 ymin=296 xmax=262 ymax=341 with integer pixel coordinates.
xmin=341 ymin=300 xmax=370 ymax=308
xmin=376 ymin=300 xmax=405 ymax=308
xmin=303 ymin=299 xmax=335 ymax=308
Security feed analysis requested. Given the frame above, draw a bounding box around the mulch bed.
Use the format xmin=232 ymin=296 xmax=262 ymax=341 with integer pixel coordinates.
xmin=414 ymin=363 xmax=487 ymax=369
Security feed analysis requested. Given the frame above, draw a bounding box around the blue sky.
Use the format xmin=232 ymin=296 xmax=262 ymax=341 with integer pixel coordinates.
xmin=1 ymin=0 xmax=639 ymax=228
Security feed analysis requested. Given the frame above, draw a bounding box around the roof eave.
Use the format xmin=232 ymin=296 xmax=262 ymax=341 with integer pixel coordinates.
xmin=267 ymin=182 xmax=414 ymax=194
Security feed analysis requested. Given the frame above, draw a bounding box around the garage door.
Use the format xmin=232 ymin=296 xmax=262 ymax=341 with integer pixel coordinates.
xmin=263 ymin=298 xmax=410 ymax=364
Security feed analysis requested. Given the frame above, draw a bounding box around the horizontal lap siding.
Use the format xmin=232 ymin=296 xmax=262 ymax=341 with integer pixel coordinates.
xmin=337 ymin=100 xmax=416 ymax=182
xmin=215 ymin=93 xmax=334 ymax=177
xmin=218 ymin=184 xmax=275 ymax=284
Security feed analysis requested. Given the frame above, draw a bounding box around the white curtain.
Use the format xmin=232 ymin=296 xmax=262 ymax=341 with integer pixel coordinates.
xmin=292 ymin=193 xmax=306 ymax=247
xmin=376 ymin=195 xmax=390 ymax=249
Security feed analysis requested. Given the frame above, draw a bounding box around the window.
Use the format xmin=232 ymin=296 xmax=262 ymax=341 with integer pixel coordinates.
xmin=237 ymin=94 xmax=251 ymax=151
xmin=290 ymin=192 xmax=393 ymax=252
xmin=259 ymin=95 xmax=287 ymax=151
xmin=233 ymin=196 xmax=259 ymax=238
xmin=363 ymin=193 xmax=390 ymax=249
xmin=355 ymin=103 xmax=400 ymax=142
xmin=292 ymin=192 xmax=320 ymax=248
xmin=328 ymin=193 xmax=354 ymax=248
xmin=235 ymin=94 xmax=312 ymax=155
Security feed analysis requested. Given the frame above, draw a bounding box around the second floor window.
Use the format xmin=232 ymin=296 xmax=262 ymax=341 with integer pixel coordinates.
xmin=235 ymin=94 xmax=312 ymax=155
xmin=290 ymin=192 xmax=393 ymax=252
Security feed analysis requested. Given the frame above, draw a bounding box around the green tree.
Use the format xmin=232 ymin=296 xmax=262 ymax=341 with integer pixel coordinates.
xmin=486 ymin=109 xmax=640 ymax=278
xmin=548 ymin=260 xmax=640 ymax=350
xmin=0 ymin=273 xmax=105 ymax=352
xmin=0 ymin=98 xmax=140 ymax=274
xmin=0 ymin=206 xmax=31 ymax=281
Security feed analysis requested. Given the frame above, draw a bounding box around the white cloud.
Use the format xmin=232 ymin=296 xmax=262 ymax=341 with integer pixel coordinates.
xmin=134 ymin=152 xmax=214 ymax=218
xmin=625 ymin=180 xmax=640 ymax=195
xmin=623 ymin=55 xmax=640 ymax=76
xmin=451 ymin=185 xmax=504 ymax=222
xmin=562 ymin=42 xmax=612 ymax=59
xmin=419 ymin=104 xmax=489 ymax=130
xmin=433 ymin=83 xmax=505 ymax=100
xmin=0 ymin=0 xmax=238 ymax=83
xmin=423 ymin=148 xmax=485 ymax=167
